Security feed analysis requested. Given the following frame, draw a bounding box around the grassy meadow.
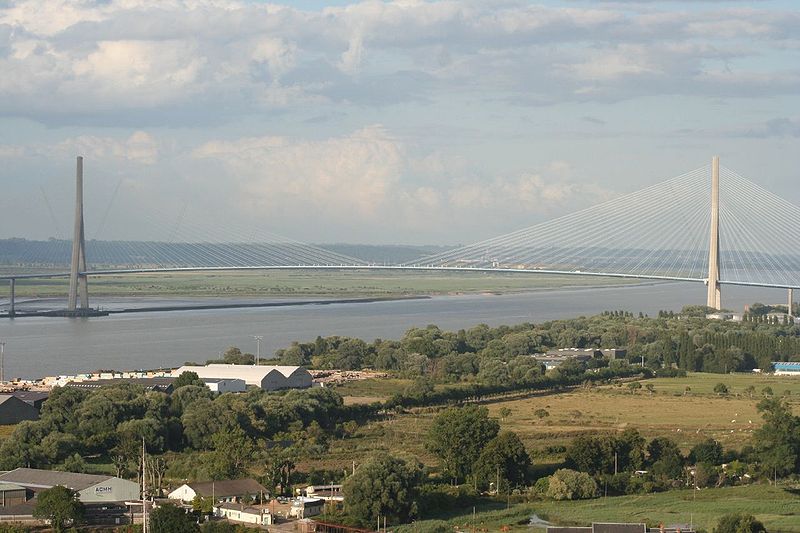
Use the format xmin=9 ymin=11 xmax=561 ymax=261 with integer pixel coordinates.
xmin=6 ymin=269 xmax=636 ymax=298
xmin=397 ymin=485 xmax=800 ymax=532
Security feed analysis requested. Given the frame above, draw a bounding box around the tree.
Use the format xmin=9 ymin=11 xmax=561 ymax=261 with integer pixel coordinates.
xmin=32 ymin=485 xmax=84 ymax=532
xmin=426 ymin=405 xmax=499 ymax=483
xmin=205 ymin=427 xmax=257 ymax=479
xmin=342 ymin=454 xmax=422 ymax=527
xmin=472 ymin=431 xmax=532 ymax=491
xmin=150 ymin=503 xmax=199 ymax=533
xmin=174 ymin=371 xmax=205 ymax=389
xmin=753 ymin=398 xmax=800 ymax=481
xmin=546 ymin=469 xmax=597 ymax=500
xmin=714 ymin=382 xmax=729 ymax=395
xmin=713 ymin=513 xmax=767 ymax=533
xmin=690 ymin=438 xmax=724 ymax=465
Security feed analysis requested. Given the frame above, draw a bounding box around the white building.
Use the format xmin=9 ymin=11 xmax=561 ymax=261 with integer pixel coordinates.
xmin=168 ymin=478 xmax=268 ymax=504
xmin=214 ymin=502 xmax=272 ymax=525
xmin=0 ymin=468 xmax=139 ymax=503
xmin=173 ymin=364 xmax=312 ymax=391
xmin=203 ymin=378 xmax=246 ymax=393
xmin=290 ymin=497 xmax=325 ymax=518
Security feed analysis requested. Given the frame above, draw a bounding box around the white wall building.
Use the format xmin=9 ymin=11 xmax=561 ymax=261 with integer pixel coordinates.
xmin=173 ymin=364 xmax=312 ymax=391
xmin=214 ymin=503 xmax=272 ymax=525
xmin=168 ymin=479 xmax=268 ymax=504
xmin=203 ymin=378 xmax=246 ymax=393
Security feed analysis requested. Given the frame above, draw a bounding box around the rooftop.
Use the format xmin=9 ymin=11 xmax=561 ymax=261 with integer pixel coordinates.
xmin=0 ymin=468 xmax=117 ymax=492
xmin=10 ymin=391 xmax=49 ymax=403
xmin=186 ymin=478 xmax=267 ymax=498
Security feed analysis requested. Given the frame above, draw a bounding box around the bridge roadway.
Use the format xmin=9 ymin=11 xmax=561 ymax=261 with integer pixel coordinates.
xmin=2 ymin=264 xmax=799 ymax=289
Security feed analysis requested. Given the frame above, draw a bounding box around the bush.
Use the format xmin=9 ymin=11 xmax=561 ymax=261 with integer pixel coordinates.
xmin=546 ymin=469 xmax=598 ymax=500
xmin=654 ymin=368 xmax=687 ymax=378
xmin=713 ymin=513 xmax=767 ymax=533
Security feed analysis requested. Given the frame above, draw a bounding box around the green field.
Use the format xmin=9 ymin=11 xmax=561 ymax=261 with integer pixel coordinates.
xmin=6 ymin=269 xmax=638 ymax=298
xmin=398 ymin=485 xmax=800 ymax=532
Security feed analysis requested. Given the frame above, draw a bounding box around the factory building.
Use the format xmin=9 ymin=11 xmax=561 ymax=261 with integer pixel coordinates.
xmin=0 ymin=395 xmax=40 ymax=424
xmin=0 ymin=468 xmax=140 ymax=504
xmin=173 ymin=364 xmax=312 ymax=391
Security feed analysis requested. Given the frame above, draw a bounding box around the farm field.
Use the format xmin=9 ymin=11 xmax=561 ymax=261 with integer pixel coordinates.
xmin=397 ymin=485 xmax=800 ymax=532
xmin=6 ymin=269 xmax=636 ymax=298
xmin=323 ymin=373 xmax=800 ymax=474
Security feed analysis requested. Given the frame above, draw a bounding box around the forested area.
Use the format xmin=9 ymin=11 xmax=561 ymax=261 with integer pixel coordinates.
xmin=276 ymin=305 xmax=800 ymax=375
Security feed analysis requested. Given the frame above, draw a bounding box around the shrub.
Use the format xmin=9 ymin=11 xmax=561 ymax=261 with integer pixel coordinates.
xmin=546 ymin=469 xmax=598 ymax=500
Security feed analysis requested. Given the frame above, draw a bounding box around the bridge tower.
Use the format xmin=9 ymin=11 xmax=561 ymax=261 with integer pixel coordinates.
xmin=706 ymin=156 xmax=722 ymax=310
xmin=67 ymin=156 xmax=89 ymax=313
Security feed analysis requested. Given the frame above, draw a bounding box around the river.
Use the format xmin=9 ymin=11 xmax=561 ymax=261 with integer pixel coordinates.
xmin=0 ymin=282 xmax=789 ymax=379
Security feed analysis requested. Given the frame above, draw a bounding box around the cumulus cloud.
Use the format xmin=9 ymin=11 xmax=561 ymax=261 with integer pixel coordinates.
xmin=192 ymin=125 xmax=405 ymax=220
xmin=188 ymin=126 xmax=611 ymax=241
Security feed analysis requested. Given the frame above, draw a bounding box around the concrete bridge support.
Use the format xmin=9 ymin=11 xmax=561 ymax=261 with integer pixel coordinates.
xmin=8 ymin=279 xmax=14 ymax=318
xmin=706 ymin=156 xmax=722 ymax=310
xmin=67 ymin=156 xmax=89 ymax=313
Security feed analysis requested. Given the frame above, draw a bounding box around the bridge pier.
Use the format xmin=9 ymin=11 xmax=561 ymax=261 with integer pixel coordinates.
xmin=67 ymin=156 xmax=90 ymax=314
xmin=8 ymin=279 xmax=14 ymax=318
xmin=706 ymin=156 xmax=722 ymax=310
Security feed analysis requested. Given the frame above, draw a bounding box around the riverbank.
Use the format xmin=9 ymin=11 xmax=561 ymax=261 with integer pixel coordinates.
xmin=0 ymin=294 xmax=430 ymax=318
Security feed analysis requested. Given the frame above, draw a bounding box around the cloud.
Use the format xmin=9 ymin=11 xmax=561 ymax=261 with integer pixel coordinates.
xmin=0 ymin=131 xmax=161 ymax=164
xmin=189 ymin=126 xmax=612 ymax=241
xmin=192 ymin=125 xmax=405 ymax=220
xmin=0 ymin=0 xmax=797 ymax=124
xmin=728 ymin=117 xmax=800 ymax=138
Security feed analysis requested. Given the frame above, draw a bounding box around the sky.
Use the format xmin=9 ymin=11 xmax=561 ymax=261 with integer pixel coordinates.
xmin=0 ymin=0 xmax=798 ymax=245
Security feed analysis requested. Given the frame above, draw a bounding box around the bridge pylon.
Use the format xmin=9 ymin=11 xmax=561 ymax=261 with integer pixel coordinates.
xmin=706 ymin=155 xmax=722 ymax=310
xmin=67 ymin=156 xmax=89 ymax=313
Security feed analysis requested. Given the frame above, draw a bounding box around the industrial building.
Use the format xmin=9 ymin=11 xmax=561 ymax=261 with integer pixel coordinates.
xmin=773 ymin=362 xmax=800 ymax=376
xmin=0 ymin=482 xmax=27 ymax=508
xmin=534 ymin=348 xmax=626 ymax=370
xmin=9 ymin=391 xmax=49 ymax=410
xmin=0 ymin=395 xmax=40 ymax=424
xmin=172 ymin=364 xmax=312 ymax=391
xmin=0 ymin=468 xmax=140 ymax=504
xmin=66 ymin=377 xmax=177 ymax=393
xmin=65 ymin=376 xmax=245 ymax=394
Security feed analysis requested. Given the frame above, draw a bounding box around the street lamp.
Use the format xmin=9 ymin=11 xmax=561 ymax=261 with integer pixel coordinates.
xmin=253 ymin=336 xmax=263 ymax=366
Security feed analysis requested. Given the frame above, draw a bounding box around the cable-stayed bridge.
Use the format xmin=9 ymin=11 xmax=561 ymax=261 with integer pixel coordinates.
xmin=1 ymin=156 xmax=799 ymax=317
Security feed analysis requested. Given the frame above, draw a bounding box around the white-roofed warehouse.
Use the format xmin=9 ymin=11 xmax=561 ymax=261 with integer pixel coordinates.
xmin=173 ymin=364 xmax=312 ymax=391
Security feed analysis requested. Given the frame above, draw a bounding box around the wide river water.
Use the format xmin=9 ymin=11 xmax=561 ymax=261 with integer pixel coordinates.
xmin=0 ymin=282 xmax=789 ymax=379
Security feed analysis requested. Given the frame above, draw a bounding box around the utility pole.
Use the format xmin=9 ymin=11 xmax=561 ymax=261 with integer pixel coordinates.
xmin=253 ymin=335 xmax=263 ymax=365
xmin=142 ymin=437 xmax=148 ymax=533
xmin=706 ymin=155 xmax=722 ymax=310
xmin=0 ymin=341 xmax=5 ymax=383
